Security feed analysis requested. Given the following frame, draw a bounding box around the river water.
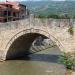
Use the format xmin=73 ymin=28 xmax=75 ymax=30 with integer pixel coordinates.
xmin=0 ymin=46 xmax=66 ymax=75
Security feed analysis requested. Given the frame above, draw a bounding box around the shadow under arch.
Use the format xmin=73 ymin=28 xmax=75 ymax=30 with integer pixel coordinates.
xmin=5 ymin=29 xmax=64 ymax=60
xmin=6 ymin=33 xmax=48 ymax=59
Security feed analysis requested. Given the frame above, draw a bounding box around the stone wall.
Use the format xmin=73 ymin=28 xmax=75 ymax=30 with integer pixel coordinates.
xmin=0 ymin=18 xmax=75 ymax=60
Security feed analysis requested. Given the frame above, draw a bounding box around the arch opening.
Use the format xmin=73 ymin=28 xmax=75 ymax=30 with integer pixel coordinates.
xmin=6 ymin=33 xmax=52 ymax=59
xmin=5 ymin=28 xmax=64 ymax=60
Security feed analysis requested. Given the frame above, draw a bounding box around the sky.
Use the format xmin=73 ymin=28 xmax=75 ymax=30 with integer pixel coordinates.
xmin=0 ymin=0 xmax=66 ymax=2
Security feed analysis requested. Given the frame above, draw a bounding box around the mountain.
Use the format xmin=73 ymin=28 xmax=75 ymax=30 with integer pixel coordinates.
xmin=20 ymin=1 xmax=75 ymax=17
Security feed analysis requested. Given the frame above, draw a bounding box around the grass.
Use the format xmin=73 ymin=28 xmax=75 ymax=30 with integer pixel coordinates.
xmin=59 ymin=52 xmax=75 ymax=70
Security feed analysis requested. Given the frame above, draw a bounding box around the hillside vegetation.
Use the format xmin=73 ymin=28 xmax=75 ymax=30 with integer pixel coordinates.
xmin=21 ymin=1 xmax=75 ymax=18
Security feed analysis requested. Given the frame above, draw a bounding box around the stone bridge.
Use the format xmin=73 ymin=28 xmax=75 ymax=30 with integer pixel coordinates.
xmin=0 ymin=17 xmax=75 ymax=61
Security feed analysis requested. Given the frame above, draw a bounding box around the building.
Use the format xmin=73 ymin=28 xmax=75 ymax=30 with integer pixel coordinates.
xmin=0 ymin=1 xmax=29 ymax=22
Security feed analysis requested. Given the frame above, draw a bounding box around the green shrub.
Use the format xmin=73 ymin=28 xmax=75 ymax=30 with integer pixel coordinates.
xmin=47 ymin=14 xmax=60 ymax=19
xmin=36 ymin=14 xmax=47 ymax=18
xmin=35 ymin=13 xmax=70 ymax=19
xmin=59 ymin=14 xmax=70 ymax=19
xmin=68 ymin=26 xmax=74 ymax=35
xmin=59 ymin=52 xmax=75 ymax=70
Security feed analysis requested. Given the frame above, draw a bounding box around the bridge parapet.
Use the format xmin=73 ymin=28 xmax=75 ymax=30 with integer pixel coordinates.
xmin=0 ymin=18 xmax=72 ymax=30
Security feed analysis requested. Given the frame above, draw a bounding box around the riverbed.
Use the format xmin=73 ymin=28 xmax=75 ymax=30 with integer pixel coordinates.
xmin=0 ymin=46 xmax=66 ymax=75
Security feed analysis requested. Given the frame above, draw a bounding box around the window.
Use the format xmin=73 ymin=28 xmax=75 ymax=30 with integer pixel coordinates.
xmin=4 ymin=18 xmax=7 ymax=22
xmin=6 ymin=5 xmax=12 ymax=9
xmin=4 ymin=11 xmax=7 ymax=16
xmin=13 ymin=12 xmax=16 ymax=17
xmin=22 ymin=15 xmax=25 ymax=19
xmin=8 ymin=17 xmax=12 ymax=21
xmin=13 ymin=19 xmax=16 ymax=21
xmin=0 ymin=19 xmax=2 ymax=22
xmin=6 ymin=5 xmax=8 ymax=7
xmin=10 ymin=5 xmax=12 ymax=8
xmin=8 ymin=11 xmax=11 ymax=16
xmin=0 ymin=12 xmax=2 ymax=16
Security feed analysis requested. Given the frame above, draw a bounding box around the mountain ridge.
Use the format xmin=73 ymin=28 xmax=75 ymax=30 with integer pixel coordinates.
xmin=20 ymin=1 xmax=75 ymax=17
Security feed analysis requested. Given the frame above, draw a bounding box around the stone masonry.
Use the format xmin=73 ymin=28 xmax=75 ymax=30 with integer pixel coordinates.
xmin=0 ymin=17 xmax=75 ymax=61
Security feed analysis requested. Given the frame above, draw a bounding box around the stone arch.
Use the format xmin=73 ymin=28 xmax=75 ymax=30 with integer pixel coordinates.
xmin=4 ymin=28 xmax=65 ymax=60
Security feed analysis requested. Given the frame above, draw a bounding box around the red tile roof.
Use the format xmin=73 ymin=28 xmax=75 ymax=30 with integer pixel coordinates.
xmin=0 ymin=5 xmax=6 ymax=9
xmin=0 ymin=1 xmax=18 ymax=6
xmin=0 ymin=1 xmax=20 ymax=10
